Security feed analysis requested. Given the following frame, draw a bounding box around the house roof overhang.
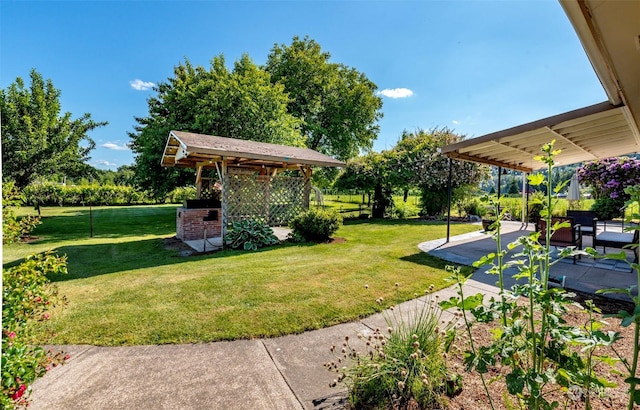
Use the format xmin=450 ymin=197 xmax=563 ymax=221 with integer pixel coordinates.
xmin=441 ymin=0 xmax=640 ymax=172
xmin=441 ymin=101 xmax=640 ymax=172
xmin=161 ymin=131 xmax=346 ymax=170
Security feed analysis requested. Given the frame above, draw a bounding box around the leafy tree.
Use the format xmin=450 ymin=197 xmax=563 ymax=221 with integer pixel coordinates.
xmin=390 ymin=128 xmax=487 ymax=216
xmin=195 ymin=55 xmax=303 ymax=146
xmin=1 ymin=69 xmax=107 ymax=188
xmin=265 ymin=36 xmax=383 ymax=161
xmin=334 ymin=152 xmax=395 ymax=218
xmin=130 ymin=56 xmax=303 ymax=200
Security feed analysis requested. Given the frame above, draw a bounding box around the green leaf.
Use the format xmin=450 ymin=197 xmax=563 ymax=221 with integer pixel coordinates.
xmin=528 ymin=173 xmax=545 ymax=186
xmin=622 ymin=313 xmax=636 ymax=327
xmin=472 ymin=253 xmax=495 ymax=267
xmin=597 ymin=287 xmax=632 ymax=296
xmin=439 ymin=297 xmax=459 ymax=310
xmin=506 ymin=369 xmax=525 ymax=395
xmin=461 ymin=293 xmax=484 ymax=310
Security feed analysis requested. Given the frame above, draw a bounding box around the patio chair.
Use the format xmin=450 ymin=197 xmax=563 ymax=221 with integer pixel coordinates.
xmin=566 ymin=210 xmax=597 ymax=239
xmin=594 ymin=222 xmax=639 ymax=264
xmin=535 ymin=216 xmax=582 ymax=264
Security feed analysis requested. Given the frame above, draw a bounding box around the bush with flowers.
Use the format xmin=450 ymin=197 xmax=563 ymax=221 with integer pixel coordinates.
xmin=2 ymin=251 xmax=68 ymax=409
xmin=577 ymin=156 xmax=640 ymax=219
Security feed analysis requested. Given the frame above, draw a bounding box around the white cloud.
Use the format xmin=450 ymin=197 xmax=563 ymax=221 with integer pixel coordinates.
xmin=452 ymin=120 xmax=460 ymax=125
xmin=130 ymin=79 xmax=155 ymax=91
xmin=97 ymin=160 xmax=116 ymax=166
xmin=377 ymin=88 xmax=414 ymax=99
xmin=102 ymin=142 xmax=130 ymax=151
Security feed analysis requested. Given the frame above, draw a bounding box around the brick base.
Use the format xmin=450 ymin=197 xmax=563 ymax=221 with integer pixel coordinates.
xmin=176 ymin=208 xmax=222 ymax=241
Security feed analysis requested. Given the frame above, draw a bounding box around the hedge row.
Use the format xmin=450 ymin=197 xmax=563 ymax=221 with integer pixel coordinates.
xmin=21 ymin=184 xmax=198 ymax=207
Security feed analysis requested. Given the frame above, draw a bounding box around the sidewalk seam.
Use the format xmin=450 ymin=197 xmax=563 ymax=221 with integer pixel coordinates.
xmin=260 ymin=340 xmax=305 ymax=409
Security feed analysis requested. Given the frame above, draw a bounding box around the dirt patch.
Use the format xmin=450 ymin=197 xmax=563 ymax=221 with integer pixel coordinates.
xmin=162 ymin=237 xmax=196 ymax=256
xmin=326 ymin=237 xmax=346 ymax=244
xmin=20 ymin=236 xmax=40 ymax=243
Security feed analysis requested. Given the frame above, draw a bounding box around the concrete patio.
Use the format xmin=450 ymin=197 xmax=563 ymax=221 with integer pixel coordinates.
xmin=422 ymin=220 xmax=638 ymax=302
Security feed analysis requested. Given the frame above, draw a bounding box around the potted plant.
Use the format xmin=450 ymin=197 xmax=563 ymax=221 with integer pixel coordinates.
xmin=481 ymin=208 xmax=496 ymax=231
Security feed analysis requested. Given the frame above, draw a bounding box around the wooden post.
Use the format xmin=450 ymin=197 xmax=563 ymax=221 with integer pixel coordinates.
xmin=195 ymin=165 xmax=203 ymax=199
xmin=301 ymin=167 xmax=312 ymax=209
xmin=221 ymin=158 xmax=228 ymax=238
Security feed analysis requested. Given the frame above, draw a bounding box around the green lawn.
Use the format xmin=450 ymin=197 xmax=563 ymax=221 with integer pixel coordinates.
xmin=4 ymin=205 xmax=478 ymax=346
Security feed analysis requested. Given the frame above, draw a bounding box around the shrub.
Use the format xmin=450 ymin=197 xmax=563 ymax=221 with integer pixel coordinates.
xmin=224 ymin=220 xmax=279 ymax=251
xmin=2 ymin=251 xmax=68 ymax=409
xmin=462 ymin=197 xmax=486 ymax=218
xmin=391 ymin=201 xmax=420 ymax=219
xmin=2 ymin=181 xmax=41 ymax=244
xmin=444 ymin=142 xmax=617 ymax=409
xmin=289 ymin=208 xmax=341 ymax=242
xmin=23 ymin=182 xmax=151 ymax=206
xmin=578 ymin=156 xmax=640 ymax=201
xmin=419 ymin=189 xmax=448 ymax=217
xmin=591 ymin=196 xmax=625 ymax=220
xmin=167 ymin=186 xmax=197 ymax=204
xmin=326 ymin=285 xmax=460 ymax=408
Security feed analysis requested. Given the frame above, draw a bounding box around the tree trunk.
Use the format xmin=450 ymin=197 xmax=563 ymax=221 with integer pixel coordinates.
xmin=372 ymin=184 xmax=385 ymax=218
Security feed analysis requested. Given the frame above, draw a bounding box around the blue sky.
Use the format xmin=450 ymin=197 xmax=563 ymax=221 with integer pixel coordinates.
xmin=1 ymin=1 xmax=607 ymax=171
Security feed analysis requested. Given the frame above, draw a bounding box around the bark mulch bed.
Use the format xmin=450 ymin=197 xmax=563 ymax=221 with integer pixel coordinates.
xmin=445 ymin=292 xmax=636 ymax=410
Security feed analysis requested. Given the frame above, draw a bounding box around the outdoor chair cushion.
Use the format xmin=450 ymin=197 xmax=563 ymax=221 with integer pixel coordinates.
xmin=594 ymin=227 xmax=639 ymax=264
xmin=596 ymin=231 xmax=635 ymax=244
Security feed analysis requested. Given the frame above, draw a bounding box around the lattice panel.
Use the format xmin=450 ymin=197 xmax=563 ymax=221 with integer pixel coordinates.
xmin=223 ymin=174 xmax=308 ymax=226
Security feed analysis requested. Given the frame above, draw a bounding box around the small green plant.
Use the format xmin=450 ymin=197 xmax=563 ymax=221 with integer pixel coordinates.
xmin=462 ymin=197 xmax=487 ymax=218
xmin=224 ymin=219 xmax=279 ymax=251
xmin=596 ymin=184 xmax=640 ymax=409
xmin=441 ymin=141 xmax=617 ymax=409
xmin=2 ymin=251 xmax=69 ymax=409
xmin=325 ymin=284 xmax=460 ymax=409
xmin=289 ymin=208 xmax=341 ymax=242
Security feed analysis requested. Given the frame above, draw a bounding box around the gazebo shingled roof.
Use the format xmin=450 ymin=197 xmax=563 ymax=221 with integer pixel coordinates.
xmin=161 ymin=131 xmax=345 ymax=170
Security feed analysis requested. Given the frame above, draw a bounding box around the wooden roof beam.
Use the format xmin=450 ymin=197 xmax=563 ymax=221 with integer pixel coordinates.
xmin=544 ymin=126 xmax=599 ymax=160
xmin=447 ymin=151 xmax=533 ymax=173
xmin=490 ymin=139 xmax=538 ymax=157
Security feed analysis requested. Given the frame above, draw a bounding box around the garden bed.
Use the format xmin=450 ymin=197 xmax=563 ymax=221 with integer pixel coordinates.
xmin=445 ymin=295 xmax=634 ymax=409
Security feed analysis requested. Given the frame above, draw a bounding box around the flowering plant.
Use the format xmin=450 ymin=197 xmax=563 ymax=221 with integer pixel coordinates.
xmin=1 ymin=251 xmax=68 ymax=409
xmin=577 ymin=157 xmax=640 ymax=200
xmin=577 ymin=157 xmax=640 ymax=219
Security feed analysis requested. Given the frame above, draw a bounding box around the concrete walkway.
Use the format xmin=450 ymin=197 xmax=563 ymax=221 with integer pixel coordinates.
xmin=29 ymin=223 xmax=635 ymax=409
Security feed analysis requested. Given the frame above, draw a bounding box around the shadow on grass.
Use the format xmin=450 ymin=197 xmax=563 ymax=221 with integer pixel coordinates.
xmin=400 ymin=252 xmax=475 ymax=277
xmin=41 ymin=238 xmax=307 ymax=282
xmin=343 ymin=218 xmax=450 ymax=226
xmin=30 ymin=206 xmax=178 ymax=245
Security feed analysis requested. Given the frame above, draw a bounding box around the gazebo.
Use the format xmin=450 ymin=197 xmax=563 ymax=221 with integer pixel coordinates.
xmin=161 ymin=131 xmax=345 ymax=243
